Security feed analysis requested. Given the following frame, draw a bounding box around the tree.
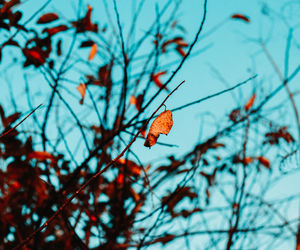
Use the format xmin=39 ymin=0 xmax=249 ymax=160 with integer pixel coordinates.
xmin=0 ymin=0 xmax=300 ymax=249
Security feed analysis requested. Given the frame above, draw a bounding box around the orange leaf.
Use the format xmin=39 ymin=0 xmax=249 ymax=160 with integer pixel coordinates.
xmin=151 ymin=71 xmax=168 ymax=91
xmin=28 ymin=151 xmax=56 ymax=164
xmin=144 ymin=110 xmax=173 ymax=147
xmin=130 ymin=95 xmax=137 ymax=105
xmin=244 ymin=157 xmax=253 ymax=165
xmin=244 ymin=93 xmax=256 ymax=111
xmin=257 ymin=156 xmax=270 ymax=169
xmin=88 ymin=43 xmax=97 ymax=60
xmin=77 ymin=83 xmax=87 ymax=104
xmin=37 ymin=13 xmax=59 ymax=24
xmin=231 ymin=14 xmax=250 ymax=23
xmin=140 ymin=126 xmax=146 ymax=138
xmin=130 ymin=95 xmax=143 ymax=111
xmin=117 ymin=159 xmax=141 ymax=176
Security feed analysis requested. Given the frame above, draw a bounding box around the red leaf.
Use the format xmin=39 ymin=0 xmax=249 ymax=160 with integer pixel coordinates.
xmin=37 ymin=13 xmax=59 ymax=24
xmin=1 ymin=0 xmax=20 ymax=14
xmin=257 ymin=156 xmax=270 ymax=168
xmin=23 ymin=47 xmax=46 ymax=66
xmin=72 ymin=5 xmax=98 ymax=33
xmin=265 ymin=126 xmax=294 ymax=145
xmin=162 ymin=36 xmax=187 ymax=53
xmin=117 ymin=158 xmax=141 ymax=176
xmin=229 ymin=108 xmax=241 ymax=122
xmin=56 ymin=39 xmax=62 ymax=56
xmin=176 ymin=46 xmax=186 ymax=57
xmin=231 ymin=14 xmax=250 ymax=23
xmin=28 ymin=151 xmax=57 ymax=164
xmin=43 ymin=24 xmax=68 ymax=36
xmin=245 ymin=93 xmax=256 ymax=111
xmin=151 ymin=71 xmax=168 ymax=91
xmin=79 ymin=40 xmax=95 ymax=48
xmin=116 ymin=173 xmax=124 ymax=184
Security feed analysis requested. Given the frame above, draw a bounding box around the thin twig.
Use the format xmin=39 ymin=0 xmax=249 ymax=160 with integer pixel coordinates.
xmin=14 ymin=80 xmax=185 ymax=249
xmin=0 ymin=104 xmax=43 ymax=139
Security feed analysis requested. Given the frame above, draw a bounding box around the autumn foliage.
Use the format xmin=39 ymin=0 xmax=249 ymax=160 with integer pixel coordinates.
xmin=0 ymin=0 xmax=300 ymax=250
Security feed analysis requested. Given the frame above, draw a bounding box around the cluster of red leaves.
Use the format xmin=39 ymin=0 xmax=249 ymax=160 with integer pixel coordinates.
xmin=71 ymin=5 xmax=98 ymax=33
xmin=0 ymin=0 xmax=22 ymax=31
xmin=264 ymin=126 xmax=294 ymax=145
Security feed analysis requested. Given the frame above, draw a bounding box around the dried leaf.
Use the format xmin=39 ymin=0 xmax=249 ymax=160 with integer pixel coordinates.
xmin=245 ymin=93 xmax=256 ymax=111
xmin=231 ymin=14 xmax=250 ymax=23
xmin=151 ymin=71 xmax=168 ymax=91
xmin=37 ymin=13 xmax=59 ymax=24
xmin=88 ymin=43 xmax=97 ymax=60
xmin=77 ymin=83 xmax=87 ymax=104
xmin=144 ymin=110 xmax=173 ymax=147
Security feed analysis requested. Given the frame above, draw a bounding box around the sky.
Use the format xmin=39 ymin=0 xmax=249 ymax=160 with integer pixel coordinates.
xmin=1 ymin=0 xmax=300 ymax=249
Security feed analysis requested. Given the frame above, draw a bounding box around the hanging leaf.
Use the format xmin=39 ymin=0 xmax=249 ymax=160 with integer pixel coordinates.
xmin=231 ymin=14 xmax=250 ymax=23
xmin=77 ymin=83 xmax=87 ymax=104
xmin=151 ymin=71 xmax=168 ymax=91
xmin=88 ymin=43 xmax=97 ymax=60
xmin=37 ymin=13 xmax=59 ymax=24
xmin=244 ymin=93 xmax=256 ymax=111
xmin=144 ymin=110 xmax=173 ymax=147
